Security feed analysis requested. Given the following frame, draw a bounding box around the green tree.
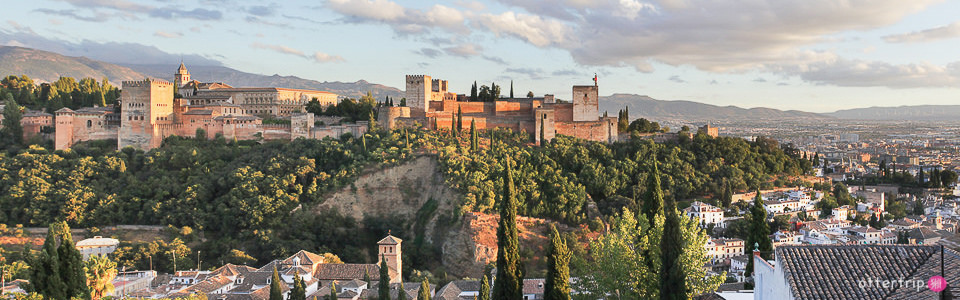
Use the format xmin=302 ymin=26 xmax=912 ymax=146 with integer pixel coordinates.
xmin=471 ymin=81 xmax=478 ymax=100
xmin=659 ymin=188 xmax=687 ymax=299
xmin=328 ymin=281 xmax=338 ymax=300
xmin=479 ymin=275 xmax=490 ymax=300
xmin=368 ymin=110 xmax=377 ymax=131
xmin=526 ymin=91 xmax=534 ymax=98
xmin=2 ymin=97 xmax=23 ymax=146
xmin=642 ymin=162 xmax=665 ymax=221
xmin=379 ymin=255 xmax=391 ymax=300
xmin=493 ymin=157 xmax=523 ymax=300
xmin=56 ymin=222 xmax=89 ymax=298
xmin=509 ymin=80 xmax=514 ymax=98
xmin=470 ymin=119 xmax=478 ymax=150
xmin=456 ymin=106 xmax=463 ymax=133
xmin=540 ymin=120 xmax=546 ymax=147
xmin=397 ymin=281 xmax=408 ymax=300
xmin=544 ymin=224 xmax=570 ymax=300
xmin=29 ymin=223 xmax=66 ymax=299
xmin=291 ymin=271 xmax=307 ymax=300
xmin=745 ymin=191 xmax=773 ymax=277
xmin=417 ymin=279 xmax=431 ymax=300
xmin=399 ymin=97 xmax=406 ymax=107
xmin=270 ymin=266 xmax=283 ymax=300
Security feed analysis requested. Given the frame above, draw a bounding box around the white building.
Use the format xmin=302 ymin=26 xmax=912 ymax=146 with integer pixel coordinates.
xmin=684 ymin=201 xmax=725 ymax=228
xmin=75 ymin=236 xmax=120 ymax=260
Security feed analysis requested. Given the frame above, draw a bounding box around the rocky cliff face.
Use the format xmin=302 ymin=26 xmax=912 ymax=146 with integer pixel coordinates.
xmin=315 ymin=155 xmax=555 ymax=278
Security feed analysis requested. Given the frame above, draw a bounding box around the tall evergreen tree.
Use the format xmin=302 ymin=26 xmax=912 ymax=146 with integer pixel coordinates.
xmin=270 ymin=266 xmax=283 ymax=300
xmin=509 ymin=80 xmax=514 ymax=98
xmin=418 ymin=279 xmax=431 ymax=300
xmin=57 ymin=223 xmax=90 ymax=298
xmin=544 ymin=225 xmax=571 ymax=300
xmin=642 ymin=162 xmax=665 ymax=221
xmin=379 ymin=255 xmax=391 ymax=300
xmin=291 ymin=271 xmax=307 ymax=300
xmin=540 ymin=121 xmax=546 ymax=147
xmin=470 ymin=119 xmax=478 ymax=150
xmin=493 ymin=157 xmax=523 ymax=300
xmin=30 ymin=223 xmax=66 ymax=299
xmin=2 ymin=98 xmax=23 ymax=146
xmin=659 ymin=186 xmax=687 ymax=299
xmin=397 ymin=281 xmax=408 ymax=300
xmin=328 ymin=281 xmax=338 ymax=300
xmin=745 ymin=190 xmax=773 ymax=277
xmin=479 ymin=275 xmax=491 ymax=300
xmin=456 ymin=106 xmax=463 ymax=133
xmin=471 ymin=81 xmax=478 ymax=100
xmin=368 ymin=110 xmax=377 ymax=131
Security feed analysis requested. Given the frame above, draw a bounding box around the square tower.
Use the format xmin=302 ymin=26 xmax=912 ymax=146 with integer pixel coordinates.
xmin=405 ymin=75 xmax=431 ymax=112
xmin=571 ymin=85 xmax=599 ymax=121
xmin=119 ymin=79 xmax=174 ymax=150
xmin=377 ymin=234 xmax=403 ymax=283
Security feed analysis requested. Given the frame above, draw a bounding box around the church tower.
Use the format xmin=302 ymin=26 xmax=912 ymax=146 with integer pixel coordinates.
xmin=377 ymin=234 xmax=402 ymax=283
xmin=174 ymin=62 xmax=190 ymax=88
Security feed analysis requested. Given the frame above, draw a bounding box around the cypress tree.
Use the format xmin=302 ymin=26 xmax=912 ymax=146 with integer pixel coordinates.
xmin=270 ymin=266 xmax=283 ymax=300
xmin=509 ymin=80 xmax=514 ymax=99
xmin=544 ymin=224 xmax=571 ymax=300
xmin=30 ymin=223 xmax=66 ymax=299
xmin=379 ymin=255 xmax=391 ymax=300
xmin=404 ymin=127 xmax=410 ymax=149
xmin=456 ymin=106 xmax=463 ymax=133
xmin=328 ymin=281 xmax=338 ymax=300
xmin=493 ymin=157 xmax=523 ymax=300
xmin=642 ymin=162 xmax=665 ymax=221
xmin=470 ymin=119 xmax=477 ymax=150
xmin=659 ymin=187 xmax=687 ymax=299
xmin=479 ymin=274 xmax=491 ymax=300
xmin=745 ymin=190 xmax=773 ymax=277
xmin=471 ymin=81 xmax=478 ymax=100
xmin=291 ymin=271 xmax=307 ymax=300
xmin=417 ymin=279 xmax=431 ymax=300
xmin=57 ymin=222 xmax=89 ymax=298
xmin=362 ymin=134 xmax=368 ymax=153
xmin=539 ymin=120 xmax=546 ymax=147
xmin=368 ymin=110 xmax=377 ymax=130
xmin=397 ymin=281 xmax=408 ymax=300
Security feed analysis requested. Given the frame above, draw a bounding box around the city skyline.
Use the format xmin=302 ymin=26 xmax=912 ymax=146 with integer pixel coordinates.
xmin=2 ymin=0 xmax=960 ymax=113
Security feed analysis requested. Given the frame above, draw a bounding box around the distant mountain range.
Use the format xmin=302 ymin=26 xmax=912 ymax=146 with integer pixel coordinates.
xmin=1 ymin=45 xmax=956 ymax=121
xmin=599 ymin=94 xmax=830 ymax=121
xmin=121 ymin=64 xmax=403 ymax=99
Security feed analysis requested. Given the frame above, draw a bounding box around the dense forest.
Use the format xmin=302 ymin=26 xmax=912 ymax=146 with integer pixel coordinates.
xmin=1 ymin=75 xmax=120 ymax=113
xmin=0 ymin=93 xmax=812 ymax=284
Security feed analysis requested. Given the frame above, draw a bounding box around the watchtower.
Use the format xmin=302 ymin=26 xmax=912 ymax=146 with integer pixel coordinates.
xmin=175 ymin=62 xmax=190 ymax=88
xmin=118 ymin=79 xmax=174 ymax=150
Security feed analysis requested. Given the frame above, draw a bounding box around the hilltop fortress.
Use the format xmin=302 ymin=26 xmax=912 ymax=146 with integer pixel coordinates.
xmin=55 ymin=63 xmax=365 ymax=150
xmin=381 ymin=75 xmax=619 ymax=143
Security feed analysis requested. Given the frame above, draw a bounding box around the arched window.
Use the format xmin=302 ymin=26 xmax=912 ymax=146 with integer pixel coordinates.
xmin=87 ymin=120 xmax=92 ymax=128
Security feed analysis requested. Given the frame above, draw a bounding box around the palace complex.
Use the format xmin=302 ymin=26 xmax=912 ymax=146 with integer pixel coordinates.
xmin=379 ymin=74 xmax=619 ymax=143
xmin=54 ymin=64 xmax=364 ymax=150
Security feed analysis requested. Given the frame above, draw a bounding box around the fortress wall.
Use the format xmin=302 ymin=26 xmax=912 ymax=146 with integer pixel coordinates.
xmin=555 ymin=120 xmax=615 ymax=143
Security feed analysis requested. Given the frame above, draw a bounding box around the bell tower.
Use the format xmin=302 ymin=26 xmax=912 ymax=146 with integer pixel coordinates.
xmin=377 ymin=233 xmax=402 ymax=283
xmin=174 ymin=62 xmax=190 ymax=88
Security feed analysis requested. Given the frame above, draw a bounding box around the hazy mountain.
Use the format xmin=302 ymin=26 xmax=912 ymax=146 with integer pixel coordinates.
xmin=0 ymin=46 xmax=147 ymax=83
xmin=599 ymin=93 xmax=831 ymax=122
xmin=826 ymin=105 xmax=960 ymax=121
xmin=122 ymin=64 xmax=404 ymax=99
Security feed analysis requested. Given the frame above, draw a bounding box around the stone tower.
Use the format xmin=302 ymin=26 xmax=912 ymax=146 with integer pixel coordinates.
xmin=377 ymin=234 xmax=402 ymax=283
xmin=571 ymin=84 xmax=599 ymax=122
xmin=175 ymin=62 xmax=190 ymax=88
xmin=405 ymin=75 xmax=431 ymax=113
xmin=118 ymin=79 xmax=174 ymax=150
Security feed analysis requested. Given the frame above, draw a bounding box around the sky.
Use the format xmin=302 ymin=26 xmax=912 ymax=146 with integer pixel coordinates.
xmin=2 ymin=0 xmax=960 ymax=113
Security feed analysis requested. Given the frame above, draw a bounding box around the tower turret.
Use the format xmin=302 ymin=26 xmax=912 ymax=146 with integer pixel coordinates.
xmin=174 ymin=62 xmax=191 ymax=88
xmin=377 ymin=233 xmax=402 ymax=283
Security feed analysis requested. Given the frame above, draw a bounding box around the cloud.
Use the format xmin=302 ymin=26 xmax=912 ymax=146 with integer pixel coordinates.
xmin=312 ymin=52 xmax=345 ymax=63
xmin=0 ymin=25 xmax=222 ymax=65
xmin=668 ymin=75 xmax=685 ymax=83
xmin=767 ymin=54 xmax=960 ymax=88
xmin=34 ymin=8 xmax=110 ymax=22
xmin=883 ymin=22 xmax=960 ymax=43
xmin=154 ymin=31 xmax=182 ymax=38
xmin=326 ymin=0 xmax=468 ymax=34
xmin=444 ymin=43 xmax=481 ymax=57
xmin=753 ymin=77 xmax=767 ymax=82
xmin=552 ymin=69 xmax=581 ymax=76
xmin=245 ymin=16 xmax=290 ymax=28
xmin=414 ymin=48 xmax=443 ymax=58
xmin=51 ymin=0 xmax=222 ymax=20
xmin=505 ymin=67 xmax=546 ymax=79
xmin=482 ymin=55 xmax=508 ymax=65
xmin=474 ymin=11 xmax=571 ymax=47
xmin=251 ymin=42 xmax=306 ymax=57
xmin=247 ymin=5 xmax=277 ymax=17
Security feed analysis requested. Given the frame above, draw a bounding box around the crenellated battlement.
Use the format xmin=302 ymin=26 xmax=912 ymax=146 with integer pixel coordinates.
xmin=122 ymin=78 xmax=173 ymax=88
xmin=406 ymin=75 xmax=426 ymax=80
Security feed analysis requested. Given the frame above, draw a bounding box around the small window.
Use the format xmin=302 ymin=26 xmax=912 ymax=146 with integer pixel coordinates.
xmin=87 ymin=120 xmax=92 ymax=128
